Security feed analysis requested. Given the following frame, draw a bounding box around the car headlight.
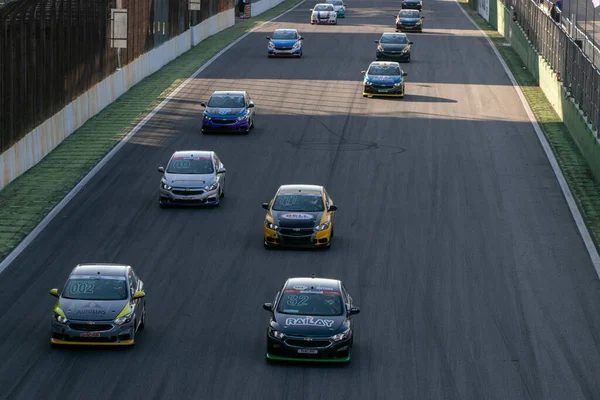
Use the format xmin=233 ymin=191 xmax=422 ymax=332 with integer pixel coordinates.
xmin=377 ymin=45 xmax=384 ymax=51
xmin=269 ymin=329 xmax=285 ymax=339
xmin=237 ymin=113 xmax=250 ymax=121
xmin=292 ymin=41 xmax=301 ymax=49
xmin=54 ymin=313 xmax=68 ymax=324
xmin=416 ymin=20 xmax=422 ymax=25
xmin=205 ymin=182 xmax=218 ymax=191
xmin=315 ymin=221 xmax=330 ymax=231
xmin=203 ymin=114 xmax=211 ymax=121
xmin=268 ymin=41 xmax=275 ymax=49
xmin=114 ymin=313 xmax=133 ymax=326
xmin=332 ymin=329 xmax=350 ymax=342
xmin=265 ymin=220 xmax=279 ymax=230
xmin=161 ymin=180 xmax=172 ymax=191
xmin=394 ymin=82 xmax=404 ymax=87
xmin=364 ymin=80 xmax=372 ymax=86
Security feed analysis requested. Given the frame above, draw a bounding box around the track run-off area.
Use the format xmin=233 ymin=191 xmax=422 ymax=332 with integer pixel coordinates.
xmin=1 ymin=0 xmax=600 ymax=398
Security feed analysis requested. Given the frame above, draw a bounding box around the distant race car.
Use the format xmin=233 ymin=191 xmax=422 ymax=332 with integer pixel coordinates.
xmin=200 ymin=91 xmax=255 ymax=133
xmin=267 ymin=29 xmax=304 ymax=57
xmin=158 ymin=150 xmax=226 ymax=207
xmin=263 ymin=276 xmax=361 ymax=362
xmin=326 ymin=0 xmax=346 ymax=17
xmin=311 ymin=3 xmax=337 ymax=24
xmin=396 ymin=9 xmax=425 ymax=32
xmin=362 ymin=61 xmax=408 ymax=98
xmin=401 ymin=0 xmax=422 ymax=10
xmin=50 ymin=264 xmax=146 ymax=346
xmin=262 ymin=184 xmax=337 ymax=248
xmin=375 ymin=32 xmax=413 ymax=62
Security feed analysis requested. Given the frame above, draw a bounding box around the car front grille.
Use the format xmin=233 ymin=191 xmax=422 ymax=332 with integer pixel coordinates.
xmin=372 ymin=84 xmax=394 ymax=89
xmin=172 ymin=189 xmax=204 ymax=196
xmin=213 ymin=119 xmax=236 ymax=125
xmin=285 ymin=339 xmax=331 ymax=348
xmin=275 ymin=46 xmax=293 ymax=50
xmin=69 ymin=323 xmax=113 ymax=332
xmin=279 ymin=227 xmax=314 ymax=236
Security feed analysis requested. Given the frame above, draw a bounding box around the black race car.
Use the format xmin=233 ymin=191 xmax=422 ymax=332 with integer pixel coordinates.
xmin=401 ymin=0 xmax=422 ymax=9
xmin=396 ymin=9 xmax=425 ymax=32
xmin=263 ymin=276 xmax=360 ymax=363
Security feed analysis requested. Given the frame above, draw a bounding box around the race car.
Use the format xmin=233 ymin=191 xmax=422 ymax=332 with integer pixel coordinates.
xmin=200 ymin=91 xmax=255 ymax=133
xmin=49 ymin=264 xmax=146 ymax=346
xmin=158 ymin=150 xmax=226 ymax=207
xmin=311 ymin=3 xmax=337 ymax=24
xmin=262 ymin=184 xmax=337 ymax=248
xmin=326 ymin=0 xmax=346 ymax=17
xmin=267 ymin=29 xmax=303 ymax=57
xmin=401 ymin=0 xmax=422 ymax=10
xmin=362 ymin=61 xmax=408 ymax=98
xmin=263 ymin=276 xmax=360 ymax=362
xmin=375 ymin=32 xmax=413 ymax=62
xmin=396 ymin=9 xmax=425 ymax=32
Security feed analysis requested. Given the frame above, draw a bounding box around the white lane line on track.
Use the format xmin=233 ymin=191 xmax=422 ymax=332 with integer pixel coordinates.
xmin=454 ymin=1 xmax=600 ymax=275
xmin=0 ymin=1 xmax=306 ymax=276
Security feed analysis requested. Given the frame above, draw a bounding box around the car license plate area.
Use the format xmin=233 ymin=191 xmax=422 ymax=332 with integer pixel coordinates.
xmin=298 ymin=349 xmax=318 ymax=354
xmin=80 ymin=332 xmax=101 ymax=338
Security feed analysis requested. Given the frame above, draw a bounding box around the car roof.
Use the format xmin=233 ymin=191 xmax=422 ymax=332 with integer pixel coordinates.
xmin=170 ymin=150 xmax=214 ymax=159
xmin=211 ymin=91 xmax=246 ymax=96
xmin=71 ymin=263 xmax=129 ymax=277
xmin=285 ymin=277 xmax=341 ymax=290
xmin=277 ymin=184 xmax=323 ymax=194
xmin=369 ymin=61 xmax=401 ymax=68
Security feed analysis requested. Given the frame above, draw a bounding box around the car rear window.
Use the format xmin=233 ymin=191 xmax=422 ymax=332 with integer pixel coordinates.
xmin=207 ymin=95 xmax=245 ymax=108
xmin=167 ymin=156 xmax=214 ymax=174
xmin=62 ymin=276 xmax=128 ymax=301
xmin=272 ymin=194 xmax=324 ymax=212
xmin=277 ymin=287 xmax=344 ymax=316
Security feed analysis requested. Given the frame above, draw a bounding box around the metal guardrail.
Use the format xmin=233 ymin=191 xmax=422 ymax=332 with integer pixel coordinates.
xmin=510 ymin=0 xmax=600 ymax=132
xmin=562 ymin=16 xmax=600 ymax=68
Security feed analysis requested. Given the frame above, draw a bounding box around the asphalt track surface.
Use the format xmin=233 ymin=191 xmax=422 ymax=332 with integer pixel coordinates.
xmin=2 ymin=0 xmax=600 ymax=399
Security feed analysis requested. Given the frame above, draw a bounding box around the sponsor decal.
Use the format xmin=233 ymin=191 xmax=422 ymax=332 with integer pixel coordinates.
xmin=293 ymin=285 xmax=308 ymax=290
xmin=76 ymin=302 xmax=107 ymax=315
xmin=285 ymin=316 xmax=335 ymax=327
xmin=218 ymin=109 xmax=231 ymax=115
xmin=281 ymin=213 xmax=313 ymax=220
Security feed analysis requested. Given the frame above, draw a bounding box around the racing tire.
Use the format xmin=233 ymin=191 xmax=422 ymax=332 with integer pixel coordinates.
xmin=220 ymin=185 xmax=225 ymax=198
xmin=139 ymin=304 xmax=146 ymax=330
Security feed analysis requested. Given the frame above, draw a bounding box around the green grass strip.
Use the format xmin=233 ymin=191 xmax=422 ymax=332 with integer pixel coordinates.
xmin=459 ymin=0 xmax=600 ymax=250
xmin=0 ymin=0 xmax=303 ymax=261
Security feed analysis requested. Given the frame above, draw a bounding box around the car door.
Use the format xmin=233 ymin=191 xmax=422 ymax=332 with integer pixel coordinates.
xmin=128 ymin=269 xmax=142 ymax=328
xmin=324 ymin=189 xmax=335 ymax=225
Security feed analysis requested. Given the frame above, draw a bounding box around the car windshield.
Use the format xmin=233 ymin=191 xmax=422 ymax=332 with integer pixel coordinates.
xmin=314 ymin=4 xmax=334 ymax=11
xmin=272 ymin=30 xmax=297 ymax=39
xmin=380 ymin=34 xmax=408 ymax=44
xmin=207 ymin=95 xmax=245 ymax=108
xmin=277 ymin=288 xmax=344 ymax=316
xmin=272 ymin=194 xmax=324 ymax=212
xmin=368 ymin=64 xmax=401 ymax=76
xmin=62 ymin=276 xmax=128 ymax=301
xmin=327 ymin=0 xmax=343 ymax=4
xmin=167 ymin=157 xmax=214 ymax=174
xmin=399 ymin=10 xmax=420 ymax=17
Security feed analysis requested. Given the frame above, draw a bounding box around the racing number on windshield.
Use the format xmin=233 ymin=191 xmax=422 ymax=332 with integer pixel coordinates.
xmin=70 ymin=283 xmax=94 ymax=293
xmin=286 ymin=295 xmax=309 ymax=306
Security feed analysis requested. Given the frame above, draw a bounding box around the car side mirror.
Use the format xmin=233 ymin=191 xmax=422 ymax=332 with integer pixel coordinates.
xmin=328 ymin=205 xmax=338 ymax=211
xmin=361 ymin=70 xmax=366 ymax=75
xmin=133 ymin=290 xmax=146 ymax=299
xmin=402 ymin=72 xmax=408 ymax=76
xmin=374 ymin=40 xmax=379 ymax=43
xmin=248 ymin=103 xmax=255 ymax=108
xmin=421 ymin=16 xmax=425 ymax=18
xmin=158 ymin=166 xmax=165 ymax=173
xmin=200 ymin=102 xmax=206 ymax=107
xmin=310 ymin=8 xmax=313 ymax=10
xmin=49 ymin=288 xmax=59 ymax=297
xmin=349 ymin=306 xmax=360 ymax=315
xmin=266 ymin=36 xmax=270 ymax=39
xmin=262 ymin=202 xmax=270 ymax=210
xmin=409 ymin=41 xmax=414 ymax=44
xmin=299 ymin=36 xmax=304 ymax=40
xmin=217 ymin=167 xmax=227 ymax=174
xmin=263 ymin=302 xmax=273 ymax=311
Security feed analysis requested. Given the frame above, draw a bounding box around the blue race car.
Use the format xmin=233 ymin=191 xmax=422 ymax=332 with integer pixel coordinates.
xmin=361 ymin=61 xmax=408 ymax=98
xmin=396 ymin=9 xmax=424 ymax=32
xmin=326 ymin=0 xmax=346 ymax=17
xmin=267 ymin=29 xmax=303 ymax=57
xmin=200 ymin=91 xmax=255 ymax=133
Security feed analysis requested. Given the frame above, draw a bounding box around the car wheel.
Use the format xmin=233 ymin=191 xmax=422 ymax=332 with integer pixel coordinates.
xmin=220 ymin=185 xmax=225 ymax=198
xmin=251 ymin=117 xmax=255 ymax=129
xmin=264 ymin=241 xmax=273 ymax=249
xmin=139 ymin=304 xmax=146 ymax=330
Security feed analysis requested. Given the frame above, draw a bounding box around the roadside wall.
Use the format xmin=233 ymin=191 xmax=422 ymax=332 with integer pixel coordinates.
xmin=0 ymin=9 xmax=234 ymax=191
xmin=476 ymin=0 xmax=600 ymax=180
xmin=250 ymin=0 xmax=285 ymax=17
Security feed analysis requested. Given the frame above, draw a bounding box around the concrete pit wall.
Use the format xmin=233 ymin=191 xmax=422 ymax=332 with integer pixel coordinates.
xmin=250 ymin=0 xmax=285 ymax=17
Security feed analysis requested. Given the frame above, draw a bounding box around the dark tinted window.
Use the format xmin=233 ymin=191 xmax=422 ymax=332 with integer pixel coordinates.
xmin=380 ymin=34 xmax=408 ymax=44
xmin=62 ymin=276 xmax=128 ymax=301
xmin=207 ymin=94 xmax=245 ymax=108
xmin=272 ymin=194 xmax=324 ymax=212
xmin=368 ymin=64 xmax=401 ymax=76
xmin=399 ymin=10 xmax=420 ymax=17
xmin=167 ymin=156 xmax=214 ymax=174
xmin=277 ymin=288 xmax=344 ymax=316
xmin=272 ymin=30 xmax=297 ymax=39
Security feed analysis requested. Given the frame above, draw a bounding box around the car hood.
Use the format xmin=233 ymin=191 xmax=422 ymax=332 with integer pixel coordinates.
xmin=379 ymin=43 xmax=410 ymax=51
xmin=271 ymin=39 xmax=299 ymax=46
xmin=204 ymin=107 xmax=247 ymax=118
xmin=272 ymin=313 xmax=347 ymax=335
xmin=399 ymin=17 xmax=421 ymax=22
xmin=271 ymin=210 xmax=324 ymax=228
xmin=313 ymin=10 xmax=334 ymax=15
xmin=366 ymin=74 xmax=404 ymax=85
xmin=163 ymin=173 xmax=215 ymax=188
xmin=60 ymin=298 xmax=128 ymax=321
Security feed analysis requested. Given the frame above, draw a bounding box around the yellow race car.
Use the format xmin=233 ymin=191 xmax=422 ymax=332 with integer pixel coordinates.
xmin=262 ymin=184 xmax=337 ymax=248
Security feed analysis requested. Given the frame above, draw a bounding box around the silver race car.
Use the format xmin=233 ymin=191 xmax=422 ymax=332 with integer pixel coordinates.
xmin=311 ymin=3 xmax=337 ymax=24
xmin=50 ymin=264 xmax=146 ymax=346
xmin=158 ymin=150 xmax=227 ymax=207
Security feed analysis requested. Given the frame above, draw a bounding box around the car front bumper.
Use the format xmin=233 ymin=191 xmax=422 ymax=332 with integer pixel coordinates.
xmin=266 ymin=334 xmax=351 ymax=362
xmin=264 ymin=225 xmax=332 ymax=247
xmin=159 ymin=187 xmax=220 ymax=206
xmin=376 ymin=50 xmax=410 ymax=61
xmin=268 ymin=47 xmax=302 ymax=56
xmin=311 ymin=17 xmax=337 ymax=24
xmin=401 ymin=3 xmax=422 ymax=9
xmin=396 ymin=23 xmax=423 ymax=31
xmin=363 ymin=84 xmax=405 ymax=97
xmin=336 ymin=9 xmax=345 ymax=16
xmin=202 ymin=117 xmax=250 ymax=132
xmin=51 ymin=318 xmax=135 ymax=345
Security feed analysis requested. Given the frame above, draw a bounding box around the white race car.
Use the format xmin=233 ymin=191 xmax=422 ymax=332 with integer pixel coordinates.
xmin=311 ymin=3 xmax=337 ymax=25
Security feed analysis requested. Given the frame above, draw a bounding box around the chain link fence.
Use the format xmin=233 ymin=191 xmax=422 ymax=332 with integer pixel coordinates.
xmin=0 ymin=0 xmax=233 ymax=154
